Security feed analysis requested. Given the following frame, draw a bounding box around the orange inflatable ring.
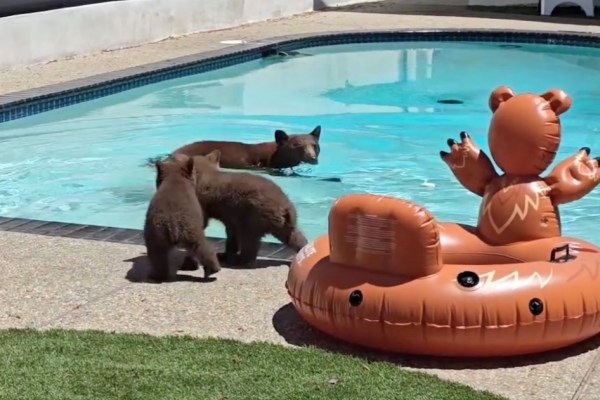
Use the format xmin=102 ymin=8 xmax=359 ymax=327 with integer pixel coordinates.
xmin=287 ymin=86 xmax=600 ymax=357
xmin=286 ymin=194 xmax=600 ymax=357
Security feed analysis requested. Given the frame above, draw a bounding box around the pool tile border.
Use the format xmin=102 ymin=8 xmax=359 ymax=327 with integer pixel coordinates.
xmin=0 ymin=216 xmax=297 ymax=263
xmin=1 ymin=28 xmax=600 ymax=261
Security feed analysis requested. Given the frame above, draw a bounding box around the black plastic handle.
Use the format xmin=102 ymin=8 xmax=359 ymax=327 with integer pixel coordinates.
xmin=550 ymin=244 xmax=576 ymax=263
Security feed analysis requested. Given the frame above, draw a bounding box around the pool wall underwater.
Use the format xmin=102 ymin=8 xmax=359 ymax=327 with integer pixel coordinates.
xmin=1 ymin=29 xmax=600 ymax=263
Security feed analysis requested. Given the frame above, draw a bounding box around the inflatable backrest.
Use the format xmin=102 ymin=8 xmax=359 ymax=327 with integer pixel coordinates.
xmin=328 ymin=194 xmax=443 ymax=278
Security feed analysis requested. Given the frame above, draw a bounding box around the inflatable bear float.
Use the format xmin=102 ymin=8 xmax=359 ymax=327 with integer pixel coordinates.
xmin=441 ymin=86 xmax=600 ymax=248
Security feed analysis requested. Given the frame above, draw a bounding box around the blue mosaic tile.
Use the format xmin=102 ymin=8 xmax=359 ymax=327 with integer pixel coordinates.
xmin=0 ymin=30 xmax=599 ymax=124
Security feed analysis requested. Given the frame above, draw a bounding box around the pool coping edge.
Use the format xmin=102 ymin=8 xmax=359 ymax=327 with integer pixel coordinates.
xmin=0 ymin=216 xmax=296 ymax=264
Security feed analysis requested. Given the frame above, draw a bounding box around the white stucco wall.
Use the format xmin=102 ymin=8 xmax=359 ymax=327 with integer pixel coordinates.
xmin=0 ymin=0 xmax=597 ymax=69
xmin=0 ymin=0 xmax=313 ymax=68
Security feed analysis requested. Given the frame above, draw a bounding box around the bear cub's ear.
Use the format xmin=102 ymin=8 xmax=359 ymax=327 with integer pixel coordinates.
xmin=205 ymin=149 xmax=221 ymax=166
xmin=274 ymin=130 xmax=289 ymax=145
xmin=183 ymin=155 xmax=195 ymax=177
xmin=310 ymin=125 xmax=321 ymax=140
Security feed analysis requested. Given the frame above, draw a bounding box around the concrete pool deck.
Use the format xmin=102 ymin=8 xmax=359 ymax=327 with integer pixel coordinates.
xmin=2 ymin=2 xmax=600 ymax=399
xmin=1 ymin=230 xmax=599 ymax=400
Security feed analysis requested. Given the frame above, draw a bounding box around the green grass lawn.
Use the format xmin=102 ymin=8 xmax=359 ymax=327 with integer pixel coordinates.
xmin=0 ymin=329 xmax=505 ymax=400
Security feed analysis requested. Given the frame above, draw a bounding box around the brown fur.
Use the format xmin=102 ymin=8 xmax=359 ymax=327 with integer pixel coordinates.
xmin=191 ymin=150 xmax=308 ymax=266
xmin=143 ymin=154 xmax=221 ymax=282
xmin=172 ymin=126 xmax=322 ymax=170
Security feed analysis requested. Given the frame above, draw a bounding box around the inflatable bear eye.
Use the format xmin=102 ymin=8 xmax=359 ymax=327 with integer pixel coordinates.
xmin=488 ymin=86 xmax=515 ymax=112
xmin=540 ymin=89 xmax=572 ymax=116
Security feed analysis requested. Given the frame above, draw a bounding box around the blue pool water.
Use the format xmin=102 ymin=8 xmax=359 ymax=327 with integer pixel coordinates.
xmin=2 ymin=41 xmax=600 ymax=244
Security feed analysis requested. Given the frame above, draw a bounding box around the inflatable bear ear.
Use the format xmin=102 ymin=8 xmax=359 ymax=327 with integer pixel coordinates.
xmin=541 ymin=89 xmax=572 ymax=116
xmin=488 ymin=86 xmax=515 ymax=112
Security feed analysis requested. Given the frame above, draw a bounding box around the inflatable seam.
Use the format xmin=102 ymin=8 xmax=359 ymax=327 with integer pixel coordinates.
xmin=289 ymin=292 xmax=600 ymax=329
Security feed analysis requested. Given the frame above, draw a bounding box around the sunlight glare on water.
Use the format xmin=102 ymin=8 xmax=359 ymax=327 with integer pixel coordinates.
xmin=1 ymin=41 xmax=600 ymax=243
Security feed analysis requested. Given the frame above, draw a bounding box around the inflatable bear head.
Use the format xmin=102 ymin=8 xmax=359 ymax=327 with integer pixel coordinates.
xmin=487 ymin=86 xmax=572 ymax=176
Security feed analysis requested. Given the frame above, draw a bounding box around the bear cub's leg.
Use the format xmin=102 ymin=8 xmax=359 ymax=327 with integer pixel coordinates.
xmin=147 ymin=245 xmax=174 ymax=283
xmin=194 ymin=239 xmax=222 ymax=278
xmin=271 ymin=226 xmax=308 ymax=252
xmin=179 ymin=254 xmax=200 ymax=271
xmin=234 ymin=228 xmax=263 ymax=267
xmin=218 ymin=225 xmax=240 ymax=264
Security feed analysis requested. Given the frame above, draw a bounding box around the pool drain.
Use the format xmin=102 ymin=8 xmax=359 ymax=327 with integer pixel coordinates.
xmin=498 ymin=44 xmax=523 ymax=49
xmin=437 ymin=99 xmax=464 ymax=105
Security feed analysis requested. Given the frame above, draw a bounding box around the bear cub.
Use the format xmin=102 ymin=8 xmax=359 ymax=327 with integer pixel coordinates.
xmin=172 ymin=126 xmax=322 ymax=170
xmin=143 ymin=154 xmax=221 ymax=282
xmin=192 ymin=150 xmax=308 ymax=266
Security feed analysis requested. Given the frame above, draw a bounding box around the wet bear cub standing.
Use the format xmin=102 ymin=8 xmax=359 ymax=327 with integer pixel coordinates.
xmin=192 ymin=150 xmax=308 ymax=266
xmin=143 ymin=154 xmax=221 ymax=282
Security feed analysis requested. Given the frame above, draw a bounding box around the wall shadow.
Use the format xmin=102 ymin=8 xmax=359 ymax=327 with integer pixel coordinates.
xmin=317 ymin=1 xmax=600 ymax=26
xmin=272 ymin=302 xmax=600 ymax=370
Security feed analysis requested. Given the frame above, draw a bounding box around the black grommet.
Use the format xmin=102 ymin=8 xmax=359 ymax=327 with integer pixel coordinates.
xmin=529 ymin=298 xmax=544 ymax=316
xmin=349 ymin=290 xmax=363 ymax=307
xmin=457 ymin=271 xmax=480 ymax=288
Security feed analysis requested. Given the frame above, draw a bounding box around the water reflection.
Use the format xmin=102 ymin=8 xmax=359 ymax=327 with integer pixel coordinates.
xmin=136 ymin=42 xmax=600 ymax=117
xmin=137 ymin=46 xmax=443 ymax=116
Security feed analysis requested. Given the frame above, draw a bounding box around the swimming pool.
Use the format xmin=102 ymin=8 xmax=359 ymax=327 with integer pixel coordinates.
xmin=2 ymin=38 xmax=600 ymax=244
